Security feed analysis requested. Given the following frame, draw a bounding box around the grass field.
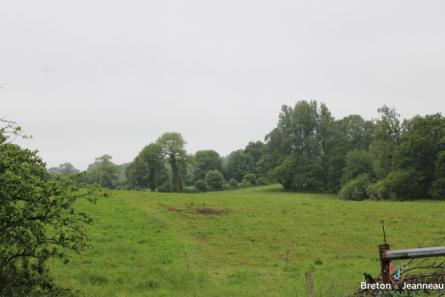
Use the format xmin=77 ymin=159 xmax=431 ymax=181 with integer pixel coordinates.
xmin=49 ymin=185 xmax=445 ymax=297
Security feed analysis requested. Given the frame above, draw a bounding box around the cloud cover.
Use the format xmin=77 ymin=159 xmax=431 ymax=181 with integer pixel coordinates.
xmin=1 ymin=0 xmax=444 ymax=169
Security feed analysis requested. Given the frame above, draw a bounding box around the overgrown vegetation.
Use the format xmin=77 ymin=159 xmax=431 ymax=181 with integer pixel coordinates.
xmin=0 ymin=120 xmax=93 ymax=297
xmin=50 ymin=101 xmax=445 ymax=200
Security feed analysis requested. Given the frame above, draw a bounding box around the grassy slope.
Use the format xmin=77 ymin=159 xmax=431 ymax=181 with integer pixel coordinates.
xmin=50 ymin=185 xmax=445 ymax=297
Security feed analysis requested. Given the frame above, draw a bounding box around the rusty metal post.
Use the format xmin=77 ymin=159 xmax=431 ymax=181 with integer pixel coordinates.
xmin=379 ymin=243 xmax=391 ymax=284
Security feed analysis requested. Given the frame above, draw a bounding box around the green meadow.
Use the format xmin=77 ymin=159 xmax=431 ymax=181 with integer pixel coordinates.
xmin=50 ymin=185 xmax=445 ymax=297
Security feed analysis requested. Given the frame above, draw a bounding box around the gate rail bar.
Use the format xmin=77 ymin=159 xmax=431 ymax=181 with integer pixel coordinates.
xmin=383 ymin=246 xmax=445 ymax=260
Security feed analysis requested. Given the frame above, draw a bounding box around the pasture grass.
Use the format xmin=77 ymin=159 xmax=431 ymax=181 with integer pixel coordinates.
xmin=49 ymin=185 xmax=445 ymax=296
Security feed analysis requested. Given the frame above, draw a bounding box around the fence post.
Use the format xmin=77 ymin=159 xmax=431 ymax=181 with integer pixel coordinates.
xmin=305 ymin=271 xmax=315 ymax=297
xmin=379 ymin=243 xmax=391 ymax=284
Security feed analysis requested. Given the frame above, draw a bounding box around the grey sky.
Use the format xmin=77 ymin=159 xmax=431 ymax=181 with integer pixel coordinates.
xmin=1 ymin=0 xmax=444 ymax=170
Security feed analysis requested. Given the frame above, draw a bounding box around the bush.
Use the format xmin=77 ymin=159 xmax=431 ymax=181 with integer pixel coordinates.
xmin=367 ymin=180 xmax=395 ymax=200
xmin=256 ymin=177 xmax=269 ymax=185
xmin=429 ymin=178 xmax=445 ymax=199
xmin=238 ymin=182 xmax=252 ymax=189
xmin=183 ymin=186 xmax=199 ymax=193
xmin=222 ymin=183 xmax=231 ymax=191
xmin=205 ymin=170 xmax=225 ymax=190
xmin=342 ymin=149 xmax=373 ymax=183
xmin=340 ymin=174 xmax=371 ymax=200
xmin=242 ymin=173 xmax=256 ymax=186
xmin=228 ymin=178 xmax=238 ymax=189
xmin=194 ymin=179 xmax=207 ymax=192
xmin=367 ymin=169 xmax=425 ymax=200
xmin=158 ymin=181 xmax=172 ymax=192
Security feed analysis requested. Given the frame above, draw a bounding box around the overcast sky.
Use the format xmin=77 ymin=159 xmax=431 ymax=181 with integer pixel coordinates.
xmin=1 ymin=0 xmax=445 ymax=170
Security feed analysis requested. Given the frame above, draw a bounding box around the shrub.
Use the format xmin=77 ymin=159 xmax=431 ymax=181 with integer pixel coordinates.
xmin=367 ymin=169 xmax=425 ymax=200
xmin=158 ymin=181 xmax=172 ymax=192
xmin=242 ymin=173 xmax=256 ymax=186
xmin=228 ymin=178 xmax=238 ymax=189
xmin=222 ymin=183 xmax=231 ymax=191
xmin=256 ymin=177 xmax=269 ymax=185
xmin=429 ymin=178 xmax=445 ymax=199
xmin=194 ymin=179 xmax=207 ymax=192
xmin=205 ymin=170 xmax=225 ymax=190
xmin=340 ymin=174 xmax=371 ymax=200
xmin=342 ymin=149 xmax=373 ymax=183
xmin=238 ymin=182 xmax=251 ymax=189
xmin=183 ymin=186 xmax=199 ymax=193
xmin=367 ymin=180 xmax=395 ymax=200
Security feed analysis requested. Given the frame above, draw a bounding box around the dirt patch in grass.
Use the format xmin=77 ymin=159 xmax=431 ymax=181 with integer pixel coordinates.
xmin=165 ymin=206 xmax=228 ymax=216
xmin=195 ymin=207 xmax=226 ymax=215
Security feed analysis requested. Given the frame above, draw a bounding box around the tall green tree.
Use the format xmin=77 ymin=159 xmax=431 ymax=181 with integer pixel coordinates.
xmin=224 ymin=150 xmax=251 ymax=181
xmin=369 ymin=106 xmax=401 ymax=179
xmin=193 ymin=150 xmax=223 ymax=181
xmin=85 ymin=154 xmax=120 ymax=189
xmin=48 ymin=163 xmax=79 ymax=176
xmin=127 ymin=143 xmax=166 ymax=191
xmin=157 ymin=132 xmax=188 ymax=192
xmin=243 ymin=141 xmax=265 ymax=176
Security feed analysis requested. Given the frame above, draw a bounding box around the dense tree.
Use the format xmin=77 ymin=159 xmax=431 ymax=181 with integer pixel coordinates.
xmin=193 ymin=150 xmax=223 ymax=181
xmin=266 ymin=101 xmax=328 ymax=191
xmin=369 ymin=106 xmax=401 ymax=179
xmin=126 ymin=143 xmax=166 ymax=191
xmin=243 ymin=141 xmax=265 ymax=175
xmin=205 ymin=170 xmax=225 ymax=190
xmin=341 ymin=149 xmax=374 ymax=184
xmin=85 ymin=154 xmax=120 ymax=189
xmin=341 ymin=111 xmax=445 ymax=200
xmin=242 ymin=173 xmax=256 ymax=185
xmin=157 ymin=132 xmax=188 ymax=192
xmin=430 ymin=151 xmax=445 ymax=199
xmin=0 ymin=120 xmax=91 ymax=296
xmin=194 ymin=179 xmax=207 ymax=192
xmin=48 ymin=163 xmax=79 ymax=176
xmin=224 ymin=150 xmax=251 ymax=181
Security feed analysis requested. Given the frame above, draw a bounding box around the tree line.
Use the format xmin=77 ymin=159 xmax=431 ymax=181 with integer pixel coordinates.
xmin=49 ymin=100 xmax=445 ymax=200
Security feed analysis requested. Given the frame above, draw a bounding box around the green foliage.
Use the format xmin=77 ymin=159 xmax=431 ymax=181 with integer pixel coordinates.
xmin=242 ymin=173 xmax=256 ymax=186
xmin=85 ymin=155 xmax=120 ymax=189
xmin=367 ymin=169 xmax=425 ymax=200
xmin=256 ymin=177 xmax=269 ymax=185
xmin=266 ymin=101 xmax=339 ymax=192
xmin=430 ymin=151 xmax=445 ymax=199
xmin=228 ymin=178 xmax=238 ymax=189
xmin=238 ymin=182 xmax=252 ymax=189
xmin=224 ymin=150 xmax=251 ymax=182
xmin=270 ymin=156 xmax=297 ymax=191
xmin=127 ymin=143 xmax=166 ymax=191
xmin=205 ymin=170 xmax=225 ymax=190
xmin=193 ymin=150 xmax=223 ymax=181
xmin=243 ymin=141 xmax=266 ymax=176
xmin=340 ymin=174 xmax=371 ymax=200
xmin=264 ymin=101 xmax=445 ymax=200
xmin=158 ymin=181 xmax=172 ymax=193
xmin=194 ymin=179 xmax=207 ymax=192
xmin=157 ymin=132 xmax=188 ymax=192
xmin=0 ymin=121 xmax=91 ymax=296
xmin=342 ymin=149 xmax=373 ymax=183
xmin=429 ymin=178 xmax=445 ymax=199
xmin=48 ymin=163 xmax=79 ymax=176
xmin=366 ymin=180 xmax=394 ymax=200
xmin=368 ymin=106 xmax=401 ymax=179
